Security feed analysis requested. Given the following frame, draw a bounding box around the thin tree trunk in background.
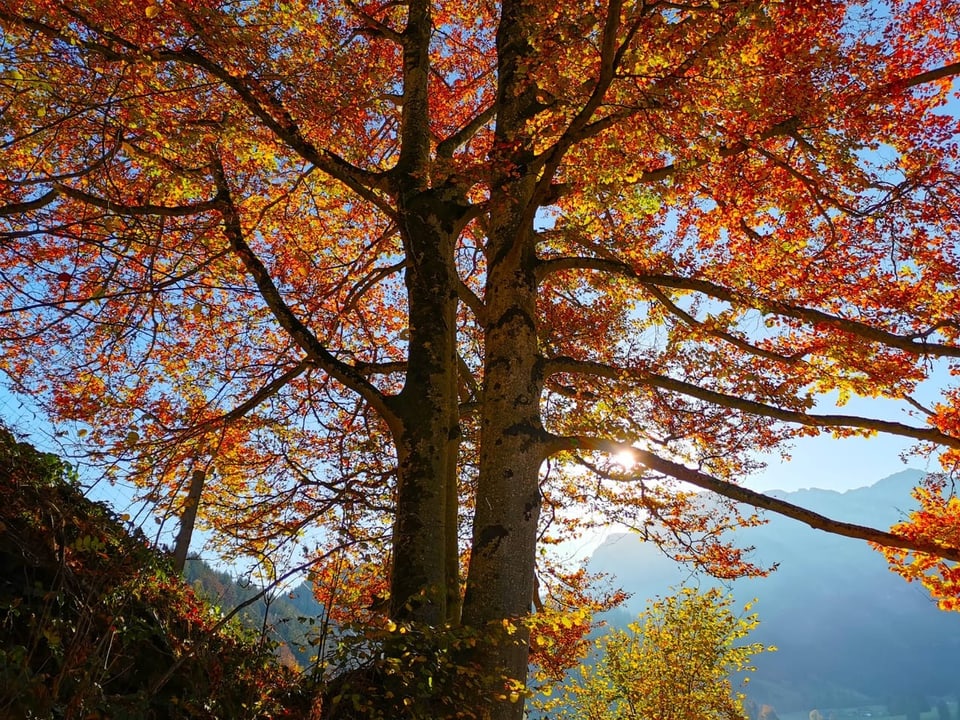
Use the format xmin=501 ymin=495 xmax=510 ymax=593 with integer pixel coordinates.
xmin=172 ymin=468 xmax=205 ymax=573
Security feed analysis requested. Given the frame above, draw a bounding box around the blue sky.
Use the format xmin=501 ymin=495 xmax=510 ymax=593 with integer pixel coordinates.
xmin=751 ymin=362 xmax=951 ymax=493
xmin=753 ymin=431 xmax=931 ymax=493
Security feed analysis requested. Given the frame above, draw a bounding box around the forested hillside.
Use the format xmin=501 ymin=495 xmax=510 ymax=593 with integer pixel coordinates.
xmin=0 ymin=426 xmax=308 ymax=718
xmin=184 ymin=558 xmax=327 ymax=670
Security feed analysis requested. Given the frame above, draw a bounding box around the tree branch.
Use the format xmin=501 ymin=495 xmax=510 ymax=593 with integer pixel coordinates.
xmin=545 ymin=356 xmax=960 ymax=449
xmin=436 ymin=103 xmax=496 ymax=159
xmin=536 ymin=255 xmax=634 ymax=282
xmin=165 ymin=48 xmax=395 ymax=216
xmin=457 ymin=280 xmax=487 ymax=324
xmin=53 ymin=183 xmax=221 ymax=217
xmin=641 ymin=282 xmax=808 ymax=364
xmin=884 ymin=61 xmax=960 ymax=94
xmin=637 ymin=273 xmax=960 ymax=359
xmin=540 ymin=254 xmax=959 ymax=360
xmin=0 ymin=188 xmax=59 ymax=216
xmin=176 ymin=359 xmax=313 ymax=440
xmin=211 ymin=157 xmax=396 ymax=425
xmin=546 ymin=434 xmax=960 ymax=562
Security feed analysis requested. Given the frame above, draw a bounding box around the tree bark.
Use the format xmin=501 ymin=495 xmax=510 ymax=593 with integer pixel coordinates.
xmin=461 ymin=199 xmax=544 ymax=718
xmin=461 ymin=3 xmax=545 ymax=717
xmin=383 ymin=0 xmax=467 ymax=627
xmin=172 ymin=468 xmax=205 ymax=573
xmin=388 ymin=194 xmax=465 ymax=625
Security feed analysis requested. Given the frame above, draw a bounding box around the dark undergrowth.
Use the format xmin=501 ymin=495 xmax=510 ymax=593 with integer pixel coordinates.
xmin=0 ymin=425 xmax=312 ymax=719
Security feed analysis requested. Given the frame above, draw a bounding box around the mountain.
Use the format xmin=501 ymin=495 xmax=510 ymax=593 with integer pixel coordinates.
xmin=184 ymin=558 xmax=328 ymax=670
xmin=588 ymin=470 xmax=960 ymax=713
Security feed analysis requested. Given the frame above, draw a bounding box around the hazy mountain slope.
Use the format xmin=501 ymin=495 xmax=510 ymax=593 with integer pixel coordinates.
xmin=588 ymin=470 xmax=960 ymax=711
xmin=184 ymin=559 xmax=326 ymax=669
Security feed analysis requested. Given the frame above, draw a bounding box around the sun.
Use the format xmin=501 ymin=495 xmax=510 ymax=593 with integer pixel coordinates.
xmin=613 ymin=449 xmax=638 ymax=471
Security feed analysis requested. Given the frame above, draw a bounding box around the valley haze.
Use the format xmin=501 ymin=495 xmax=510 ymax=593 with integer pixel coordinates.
xmin=588 ymin=469 xmax=960 ymax=713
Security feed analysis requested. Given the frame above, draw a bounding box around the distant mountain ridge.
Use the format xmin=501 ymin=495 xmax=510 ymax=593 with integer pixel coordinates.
xmin=588 ymin=469 xmax=960 ymax=713
xmin=184 ymin=558 xmax=326 ymax=669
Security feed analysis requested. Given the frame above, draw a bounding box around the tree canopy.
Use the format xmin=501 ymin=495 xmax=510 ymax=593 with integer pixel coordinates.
xmin=1 ymin=1 xmax=959 ymax=717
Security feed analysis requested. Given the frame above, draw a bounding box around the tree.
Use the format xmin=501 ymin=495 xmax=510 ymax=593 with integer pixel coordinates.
xmin=1 ymin=1 xmax=960 ymax=718
xmin=535 ymin=587 xmax=770 ymax=720
xmin=936 ymin=698 xmax=954 ymax=720
xmin=888 ymin=693 xmax=930 ymax=720
xmin=880 ymin=474 xmax=960 ymax=609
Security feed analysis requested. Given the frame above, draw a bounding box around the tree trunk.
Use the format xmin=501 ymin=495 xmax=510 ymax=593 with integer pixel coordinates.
xmin=384 ymin=0 xmax=468 ymax=627
xmin=172 ymin=468 xmax=205 ymax=573
xmin=388 ymin=193 xmax=466 ymax=626
xmin=461 ymin=183 xmax=543 ymax=719
xmin=460 ymin=2 xmax=546 ymax=718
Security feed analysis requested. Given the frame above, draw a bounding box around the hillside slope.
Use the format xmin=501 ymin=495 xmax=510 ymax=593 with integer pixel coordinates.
xmin=183 ymin=558 xmax=328 ymax=670
xmin=0 ymin=426 xmax=307 ymax=719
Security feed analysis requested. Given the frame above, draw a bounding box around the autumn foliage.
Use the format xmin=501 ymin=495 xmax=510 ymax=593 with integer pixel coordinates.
xmin=878 ymin=474 xmax=960 ymax=610
xmin=535 ymin=587 xmax=771 ymax=720
xmin=1 ymin=0 xmax=960 ymax=717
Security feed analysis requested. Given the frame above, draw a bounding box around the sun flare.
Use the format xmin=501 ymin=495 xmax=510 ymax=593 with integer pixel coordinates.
xmin=613 ymin=449 xmax=638 ymax=470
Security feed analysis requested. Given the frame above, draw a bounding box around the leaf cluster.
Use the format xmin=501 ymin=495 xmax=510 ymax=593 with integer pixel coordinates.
xmin=877 ymin=474 xmax=960 ymax=611
xmin=320 ymin=618 xmax=527 ymax=719
xmin=535 ymin=586 xmax=771 ymax=720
